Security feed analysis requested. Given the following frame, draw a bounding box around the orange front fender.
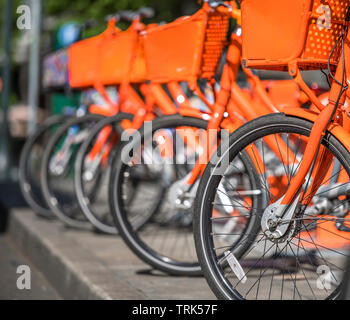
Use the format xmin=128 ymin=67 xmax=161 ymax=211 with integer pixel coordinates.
xmin=283 ymin=107 xmax=350 ymax=153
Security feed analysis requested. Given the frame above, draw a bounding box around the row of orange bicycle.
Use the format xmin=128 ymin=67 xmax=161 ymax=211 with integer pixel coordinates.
xmin=20 ymin=0 xmax=350 ymax=299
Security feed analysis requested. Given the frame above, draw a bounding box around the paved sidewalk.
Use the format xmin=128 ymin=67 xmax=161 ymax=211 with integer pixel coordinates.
xmin=8 ymin=209 xmax=215 ymax=300
xmin=0 ymin=235 xmax=60 ymax=300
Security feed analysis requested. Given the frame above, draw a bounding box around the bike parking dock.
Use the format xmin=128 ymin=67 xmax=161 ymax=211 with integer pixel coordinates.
xmin=2 ymin=0 xmax=350 ymax=302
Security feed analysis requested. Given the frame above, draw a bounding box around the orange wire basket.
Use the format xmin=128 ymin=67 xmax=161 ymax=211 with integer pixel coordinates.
xmin=142 ymin=7 xmax=229 ymax=83
xmin=241 ymin=0 xmax=350 ymax=71
xmin=68 ymin=25 xmax=146 ymax=88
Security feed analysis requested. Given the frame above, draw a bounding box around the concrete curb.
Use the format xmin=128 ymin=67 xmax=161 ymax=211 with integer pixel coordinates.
xmin=8 ymin=209 xmax=146 ymax=300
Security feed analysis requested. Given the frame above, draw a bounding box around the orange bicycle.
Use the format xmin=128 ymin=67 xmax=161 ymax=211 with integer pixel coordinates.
xmin=107 ymin=1 xmax=312 ymax=276
xmin=18 ymin=19 xmax=103 ymax=219
xmin=75 ymin=1 xmax=306 ymax=235
xmin=71 ymin=6 xmax=233 ymax=231
xmin=41 ymin=7 xmax=227 ymax=229
xmin=194 ymin=0 xmax=350 ymax=300
xmin=39 ymin=8 xmax=172 ymax=228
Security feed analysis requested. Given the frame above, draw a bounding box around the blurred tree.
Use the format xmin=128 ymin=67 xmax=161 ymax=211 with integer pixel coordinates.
xmin=45 ymin=0 xmax=198 ymax=22
xmin=0 ymin=0 xmax=21 ymax=50
xmin=0 ymin=0 xmax=200 ymax=50
xmin=45 ymin=0 xmax=200 ymax=35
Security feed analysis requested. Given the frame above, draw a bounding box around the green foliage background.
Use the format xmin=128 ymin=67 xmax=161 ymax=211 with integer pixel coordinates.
xmin=45 ymin=0 xmax=193 ymax=23
xmin=45 ymin=0 xmax=199 ymax=40
xmin=0 ymin=0 xmax=200 ymax=104
xmin=0 ymin=0 xmax=199 ymax=47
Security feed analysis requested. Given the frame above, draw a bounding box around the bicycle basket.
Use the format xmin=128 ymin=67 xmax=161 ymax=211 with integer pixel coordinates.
xmin=68 ymin=27 xmax=146 ymax=88
xmin=142 ymin=8 xmax=229 ymax=83
xmin=241 ymin=0 xmax=350 ymax=71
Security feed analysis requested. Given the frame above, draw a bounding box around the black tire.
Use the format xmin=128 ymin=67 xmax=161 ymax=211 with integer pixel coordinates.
xmin=194 ymin=113 xmax=349 ymax=300
xmin=41 ymin=114 xmax=104 ymax=229
xmin=109 ymin=114 xmax=261 ymax=276
xmin=74 ymin=112 xmax=134 ymax=234
xmin=19 ymin=114 xmax=69 ymax=218
xmin=341 ymin=253 xmax=350 ymax=299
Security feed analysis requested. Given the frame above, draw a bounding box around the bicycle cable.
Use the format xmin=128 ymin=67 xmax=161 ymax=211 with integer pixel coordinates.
xmin=299 ymin=5 xmax=350 ymax=210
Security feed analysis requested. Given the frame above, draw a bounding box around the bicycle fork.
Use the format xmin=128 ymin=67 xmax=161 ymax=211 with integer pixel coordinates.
xmin=262 ymin=60 xmax=348 ymax=241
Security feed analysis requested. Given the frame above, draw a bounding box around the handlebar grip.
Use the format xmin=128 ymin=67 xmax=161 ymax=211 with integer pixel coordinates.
xmin=119 ymin=10 xmax=135 ymax=22
xmin=138 ymin=7 xmax=155 ymax=19
xmin=105 ymin=7 xmax=155 ymax=24
xmin=207 ymin=0 xmax=231 ymax=9
xmin=80 ymin=19 xmax=98 ymax=31
xmin=105 ymin=10 xmax=134 ymax=23
xmin=105 ymin=13 xmax=117 ymax=23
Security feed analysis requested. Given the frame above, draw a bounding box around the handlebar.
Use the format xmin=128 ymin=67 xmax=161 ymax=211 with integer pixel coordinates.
xmin=79 ymin=19 xmax=98 ymax=32
xmin=205 ymin=0 xmax=232 ymax=9
xmin=204 ymin=1 xmax=241 ymax=25
xmin=139 ymin=7 xmax=155 ymax=19
xmin=106 ymin=7 xmax=155 ymax=23
xmin=119 ymin=10 xmax=135 ymax=21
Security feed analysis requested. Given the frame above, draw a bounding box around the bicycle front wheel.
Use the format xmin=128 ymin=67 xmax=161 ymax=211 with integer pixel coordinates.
xmin=109 ymin=114 xmax=262 ymax=276
xmin=41 ymin=114 xmax=104 ymax=229
xmin=19 ymin=114 xmax=69 ymax=218
xmin=194 ymin=113 xmax=350 ymax=300
xmin=74 ymin=112 xmax=134 ymax=234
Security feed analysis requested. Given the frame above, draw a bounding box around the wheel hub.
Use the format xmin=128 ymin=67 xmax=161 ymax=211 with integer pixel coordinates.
xmin=261 ymin=194 xmax=300 ymax=243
